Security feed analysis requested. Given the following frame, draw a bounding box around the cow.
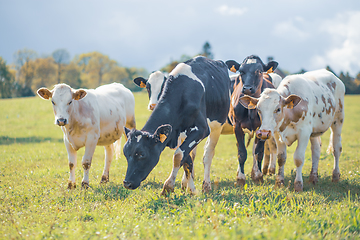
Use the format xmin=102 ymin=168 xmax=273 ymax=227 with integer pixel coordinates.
xmin=225 ymin=55 xmax=280 ymax=186
xmin=239 ymin=69 xmax=345 ymax=191
xmin=123 ymin=56 xmax=230 ymax=194
xmin=37 ymin=83 xmax=136 ymax=189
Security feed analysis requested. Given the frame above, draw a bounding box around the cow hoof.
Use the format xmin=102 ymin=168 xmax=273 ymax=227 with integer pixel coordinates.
xmin=268 ymin=168 xmax=276 ymax=176
xmin=332 ymin=172 xmax=341 ymax=182
xmin=235 ymin=178 xmax=246 ymax=187
xmin=100 ymin=175 xmax=109 ymax=184
xmin=251 ymin=173 xmax=264 ymax=184
xmin=161 ymin=185 xmax=174 ymax=196
xmin=202 ymin=181 xmax=211 ymax=193
xmin=309 ymin=172 xmax=318 ymax=185
xmin=262 ymin=168 xmax=268 ymax=176
xmin=81 ymin=182 xmax=90 ymax=189
xmin=68 ymin=181 xmax=76 ymax=189
xmin=275 ymin=179 xmax=284 ymax=188
xmin=294 ymin=181 xmax=303 ymax=192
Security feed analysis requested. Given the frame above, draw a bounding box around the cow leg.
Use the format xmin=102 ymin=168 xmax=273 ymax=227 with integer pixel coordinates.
xmin=181 ymin=147 xmax=196 ymax=191
xmin=64 ymin=138 xmax=77 ymax=189
xmin=234 ymin=123 xmax=247 ymax=187
xmin=251 ymin=138 xmax=265 ymax=183
xmin=293 ymin=136 xmax=309 ymax=192
xmin=101 ymin=144 xmax=114 ymax=183
xmin=81 ymin=140 xmax=97 ymax=189
xmin=262 ymin=140 xmax=270 ymax=176
xmin=275 ymin=138 xmax=287 ymax=187
xmin=267 ymin=137 xmax=277 ymax=175
xmin=309 ymin=136 xmax=321 ymax=184
xmin=328 ymin=114 xmax=343 ymax=182
xmin=202 ymin=121 xmax=222 ymax=193
xmin=162 ymin=121 xmax=209 ymax=195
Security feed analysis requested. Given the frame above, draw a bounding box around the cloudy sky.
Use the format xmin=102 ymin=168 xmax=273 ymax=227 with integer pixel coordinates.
xmin=1 ymin=0 xmax=360 ymax=76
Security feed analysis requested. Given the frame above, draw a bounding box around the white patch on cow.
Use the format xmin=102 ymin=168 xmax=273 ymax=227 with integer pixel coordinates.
xmin=189 ymin=140 xmax=197 ymax=148
xmin=135 ymin=135 xmax=142 ymax=142
xmin=170 ymin=63 xmax=205 ymax=91
xmin=211 ymin=75 xmax=214 ymax=79
xmin=246 ymin=59 xmax=257 ymax=64
xmin=190 ymin=126 xmax=198 ymax=132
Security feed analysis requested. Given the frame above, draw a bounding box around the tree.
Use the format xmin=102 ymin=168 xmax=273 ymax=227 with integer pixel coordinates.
xmin=61 ymin=62 xmax=82 ymax=89
xmin=52 ymin=49 xmax=70 ymax=84
xmin=76 ymin=52 xmax=116 ymax=88
xmin=13 ymin=48 xmax=38 ymax=96
xmin=339 ymin=71 xmax=356 ymax=94
xmin=33 ymin=58 xmax=57 ymax=90
xmin=0 ymin=57 xmax=15 ymax=98
xmin=200 ymin=41 xmax=214 ymax=59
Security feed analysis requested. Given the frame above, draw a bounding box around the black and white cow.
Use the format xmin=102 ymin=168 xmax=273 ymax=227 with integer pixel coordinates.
xmin=225 ymin=55 xmax=280 ymax=186
xmin=123 ymin=56 xmax=230 ymax=194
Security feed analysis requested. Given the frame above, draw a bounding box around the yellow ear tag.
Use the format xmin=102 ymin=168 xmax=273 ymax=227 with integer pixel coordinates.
xmin=248 ymin=101 xmax=257 ymax=109
xmin=140 ymin=82 xmax=146 ymax=88
xmin=159 ymin=133 xmax=167 ymax=143
xmin=267 ymin=67 xmax=274 ymax=74
xmin=287 ymin=101 xmax=294 ymax=109
xmin=230 ymin=65 xmax=237 ymax=73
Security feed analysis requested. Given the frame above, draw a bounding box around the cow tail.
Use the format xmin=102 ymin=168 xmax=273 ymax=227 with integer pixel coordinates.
xmin=246 ymin=132 xmax=254 ymax=148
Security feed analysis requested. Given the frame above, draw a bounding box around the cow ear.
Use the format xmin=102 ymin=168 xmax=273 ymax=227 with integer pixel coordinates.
xmin=225 ymin=60 xmax=240 ymax=73
xmin=264 ymin=61 xmax=278 ymax=73
xmin=124 ymin=127 xmax=131 ymax=136
xmin=284 ymin=94 xmax=302 ymax=109
xmin=134 ymin=77 xmax=147 ymax=88
xmin=73 ymin=89 xmax=87 ymax=100
xmin=239 ymin=96 xmax=258 ymax=109
xmin=153 ymin=124 xmax=172 ymax=143
xmin=37 ymin=88 xmax=52 ymax=100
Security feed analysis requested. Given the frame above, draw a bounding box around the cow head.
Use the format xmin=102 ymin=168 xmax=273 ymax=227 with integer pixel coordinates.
xmin=134 ymin=71 xmax=167 ymax=110
xmin=123 ymin=124 xmax=172 ymax=189
xmin=226 ymin=55 xmax=278 ymax=96
xmin=239 ymin=89 xmax=302 ymax=140
xmin=37 ymin=84 xmax=87 ymax=126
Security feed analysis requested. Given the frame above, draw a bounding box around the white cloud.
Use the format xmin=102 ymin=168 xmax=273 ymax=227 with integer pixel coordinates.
xmin=217 ymin=5 xmax=248 ymax=16
xmin=311 ymin=11 xmax=360 ymax=75
xmin=273 ymin=17 xmax=309 ymax=41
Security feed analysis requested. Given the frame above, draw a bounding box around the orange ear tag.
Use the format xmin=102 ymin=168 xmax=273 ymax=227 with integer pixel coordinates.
xmin=140 ymin=82 xmax=146 ymax=88
xmin=159 ymin=134 xmax=167 ymax=143
xmin=287 ymin=101 xmax=294 ymax=109
xmin=267 ymin=67 xmax=274 ymax=74
xmin=249 ymin=101 xmax=257 ymax=109
xmin=230 ymin=65 xmax=237 ymax=73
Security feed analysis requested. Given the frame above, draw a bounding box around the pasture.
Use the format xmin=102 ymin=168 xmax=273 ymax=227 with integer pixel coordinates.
xmin=1 ymin=92 xmax=359 ymax=239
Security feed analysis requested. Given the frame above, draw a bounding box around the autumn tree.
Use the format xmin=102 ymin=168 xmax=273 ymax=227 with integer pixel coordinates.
xmin=52 ymin=49 xmax=70 ymax=84
xmin=33 ymin=57 xmax=57 ymax=90
xmin=61 ymin=62 xmax=82 ymax=89
xmin=13 ymin=48 xmax=38 ymax=96
xmin=0 ymin=57 xmax=15 ymax=98
xmin=76 ymin=52 xmax=116 ymax=88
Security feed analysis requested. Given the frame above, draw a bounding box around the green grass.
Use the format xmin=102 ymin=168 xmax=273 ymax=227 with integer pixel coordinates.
xmin=0 ymin=92 xmax=359 ymax=239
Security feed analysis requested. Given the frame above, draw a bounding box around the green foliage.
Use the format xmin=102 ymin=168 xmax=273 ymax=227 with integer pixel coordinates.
xmin=0 ymin=57 xmax=14 ymax=98
xmin=0 ymin=93 xmax=359 ymax=239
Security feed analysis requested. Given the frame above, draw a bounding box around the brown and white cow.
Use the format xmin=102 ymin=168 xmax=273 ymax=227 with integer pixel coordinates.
xmin=37 ymin=83 xmax=136 ymax=189
xmin=239 ymin=69 xmax=345 ymax=191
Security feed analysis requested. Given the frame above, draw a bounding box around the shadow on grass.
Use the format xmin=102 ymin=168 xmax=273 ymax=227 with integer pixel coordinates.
xmin=0 ymin=136 xmax=63 ymax=145
xmin=91 ymin=182 xmax=132 ymax=201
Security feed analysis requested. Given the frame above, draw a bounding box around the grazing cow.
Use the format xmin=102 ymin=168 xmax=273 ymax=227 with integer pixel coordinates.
xmin=37 ymin=83 xmax=136 ymax=189
xmin=225 ymin=55 xmax=280 ymax=186
xmin=123 ymin=56 xmax=230 ymax=194
xmin=239 ymin=69 xmax=345 ymax=191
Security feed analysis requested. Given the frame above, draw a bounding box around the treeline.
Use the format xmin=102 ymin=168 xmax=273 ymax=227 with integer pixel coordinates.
xmin=1 ymin=44 xmax=360 ymax=99
xmin=0 ymin=49 xmax=148 ymax=98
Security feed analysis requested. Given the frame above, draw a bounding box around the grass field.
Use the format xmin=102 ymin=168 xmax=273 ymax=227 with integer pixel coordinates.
xmin=1 ymin=92 xmax=359 ymax=239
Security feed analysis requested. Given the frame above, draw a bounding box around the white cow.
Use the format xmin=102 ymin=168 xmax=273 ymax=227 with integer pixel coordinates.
xmin=239 ymin=69 xmax=345 ymax=191
xmin=37 ymin=83 xmax=136 ymax=189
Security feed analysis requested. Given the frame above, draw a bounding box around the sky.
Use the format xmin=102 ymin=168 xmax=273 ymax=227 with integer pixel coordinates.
xmin=1 ymin=0 xmax=360 ymax=76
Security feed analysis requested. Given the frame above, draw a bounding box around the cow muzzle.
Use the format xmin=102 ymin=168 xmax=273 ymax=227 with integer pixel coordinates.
xmin=123 ymin=180 xmax=139 ymax=190
xmin=56 ymin=118 xmax=67 ymax=126
xmin=242 ymin=86 xmax=253 ymax=95
xmin=149 ymin=104 xmax=156 ymax=111
xmin=256 ymin=129 xmax=271 ymax=140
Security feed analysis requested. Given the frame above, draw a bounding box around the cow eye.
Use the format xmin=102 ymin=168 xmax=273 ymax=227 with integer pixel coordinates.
xmin=68 ymin=100 xmax=72 ymax=105
xmin=51 ymin=100 xmax=55 ymax=106
xmin=275 ymin=108 xmax=281 ymax=113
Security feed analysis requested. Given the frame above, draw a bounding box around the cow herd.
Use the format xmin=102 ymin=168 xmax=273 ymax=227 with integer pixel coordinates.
xmin=37 ymin=55 xmax=345 ymax=194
